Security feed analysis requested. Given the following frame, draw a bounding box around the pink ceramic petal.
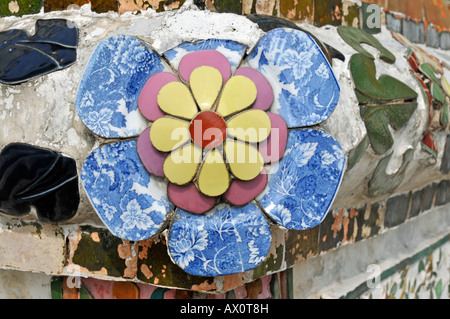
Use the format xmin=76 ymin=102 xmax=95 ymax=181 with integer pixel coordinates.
xmin=168 ymin=182 xmax=217 ymax=214
xmin=234 ymin=67 xmax=273 ymax=111
xmin=138 ymin=72 xmax=179 ymax=121
xmin=137 ymin=127 xmax=168 ymax=177
xmin=178 ymin=50 xmax=231 ymax=83
xmin=223 ymin=168 xmax=268 ymax=206
xmin=258 ymin=113 xmax=288 ymax=163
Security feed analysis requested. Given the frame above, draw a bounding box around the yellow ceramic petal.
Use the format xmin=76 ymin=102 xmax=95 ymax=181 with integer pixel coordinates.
xmin=164 ymin=143 xmax=202 ymax=185
xmin=150 ymin=117 xmax=190 ymax=152
xmin=197 ymin=149 xmax=230 ymax=196
xmin=226 ymin=109 xmax=271 ymax=143
xmin=190 ymin=66 xmax=223 ymax=111
xmin=216 ymin=75 xmax=257 ymax=117
xmin=442 ymin=75 xmax=450 ymax=96
xmin=157 ymin=82 xmax=198 ymax=120
xmin=224 ymin=140 xmax=264 ymax=181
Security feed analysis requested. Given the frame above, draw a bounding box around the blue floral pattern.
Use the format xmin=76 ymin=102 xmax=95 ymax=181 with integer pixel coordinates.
xmin=81 ymin=140 xmax=173 ymax=241
xmin=77 ymin=29 xmax=346 ymax=277
xmin=168 ymin=203 xmax=271 ymax=276
xmin=245 ymin=28 xmax=340 ymax=128
xmin=257 ymin=129 xmax=346 ymax=230
xmin=164 ymin=39 xmax=247 ymax=74
xmin=75 ymin=36 xmax=171 ymax=138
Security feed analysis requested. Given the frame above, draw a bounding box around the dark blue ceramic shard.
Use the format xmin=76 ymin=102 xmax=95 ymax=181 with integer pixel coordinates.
xmin=0 ymin=19 xmax=78 ymax=85
xmin=0 ymin=143 xmax=79 ymax=222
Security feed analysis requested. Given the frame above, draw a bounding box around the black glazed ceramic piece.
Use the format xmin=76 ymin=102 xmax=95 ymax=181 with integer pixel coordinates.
xmin=245 ymin=14 xmax=345 ymax=63
xmin=0 ymin=19 xmax=78 ymax=85
xmin=0 ymin=143 xmax=79 ymax=222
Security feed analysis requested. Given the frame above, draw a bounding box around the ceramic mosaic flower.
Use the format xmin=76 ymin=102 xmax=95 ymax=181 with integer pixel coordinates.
xmin=139 ymin=51 xmax=278 ymax=212
xmin=76 ymin=29 xmax=346 ymax=276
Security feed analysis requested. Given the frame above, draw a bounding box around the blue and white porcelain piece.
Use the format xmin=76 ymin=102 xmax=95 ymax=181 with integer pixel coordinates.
xmin=164 ymin=39 xmax=247 ymax=73
xmin=81 ymin=140 xmax=173 ymax=241
xmin=168 ymin=203 xmax=272 ymax=276
xmin=244 ymin=28 xmax=340 ymax=128
xmin=75 ymin=35 xmax=172 ymax=138
xmin=257 ymin=129 xmax=346 ymax=230
xmin=77 ymin=30 xmax=346 ymax=276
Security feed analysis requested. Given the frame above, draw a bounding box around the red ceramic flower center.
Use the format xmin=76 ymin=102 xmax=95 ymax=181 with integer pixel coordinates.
xmin=189 ymin=111 xmax=227 ymax=149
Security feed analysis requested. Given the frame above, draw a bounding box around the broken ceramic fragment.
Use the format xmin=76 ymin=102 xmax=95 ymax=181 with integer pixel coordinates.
xmin=257 ymin=128 xmax=346 ymax=230
xmin=350 ymin=54 xmax=417 ymax=102
xmin=258 ymin=113 xmax=288 ymax=164
xmin=350 ymin=53 xmax=418 ymax=155
xmin=163 ymin=39 xmax=246 ymax=76
xmin=167 ymin=183 xmax=217 ymax=215
xmin=0 ymin=143 xmax=79 ymax=222
xmin=245 ymin=28 xmax=340 ymax=128
xmin=368 ymin=150 xmax=414 ymax=197
xmin=75 ymin=35 xmax=172 ymax=138
xmin=0 ymin=19 xmax=78 ymax=85
xmin=223 ymin=169 xmax=268 ymax=206
xmin=338 ymin=26 xmax=396 ymax=64
xmin=168 ymin=203 xmax=272 ymax=276
xmin=81 ymin=139 xmax=173 ymax=241
xmin=245 ymin=14 xmax=345 ymax=63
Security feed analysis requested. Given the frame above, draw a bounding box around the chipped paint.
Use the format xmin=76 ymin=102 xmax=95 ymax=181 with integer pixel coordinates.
xmin=90 ymin=232 xmax=100 ymax=242
xmin=118 ymin=241 xmax=138 ymax=279
xmin=191 ymin=280 xmax=217 ymax=292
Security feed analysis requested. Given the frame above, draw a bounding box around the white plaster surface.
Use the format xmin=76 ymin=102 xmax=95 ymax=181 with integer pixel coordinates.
xmin=0 ymin=268 xmax=52 ymax=299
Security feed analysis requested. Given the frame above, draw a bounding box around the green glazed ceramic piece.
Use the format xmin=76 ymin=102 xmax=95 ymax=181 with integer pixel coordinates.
xmin=338 ymin=26 xmax=396 ymax=64
xmin=419 ymin=63 xmax=440 ymax=84
xmin=346 ymin=135 xmax=369 ymax=171
xmin=431 ymin=81 xmax=445 ymax=105
xmin=350 ymin=54 xmax=418 ymax=102
xmin=80 ymin=286 xmax=94 ymax=299
xmin=50 ymin=277 xmax=63 ymax=299
xmin=361 ymin=101 xmax=418 ymax=155
xmin=368 ymin=149 xmax=414 ymax=197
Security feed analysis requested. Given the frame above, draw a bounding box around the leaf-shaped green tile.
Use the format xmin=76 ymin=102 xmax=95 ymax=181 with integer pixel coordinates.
xmin=346 ymin=135 xmax=369 ymax=171
xmin=350 ymin=54 xmax=418 ymax=102
xmin=361 ymin=102 xmax=418 ymax=154
xmin=431 ymin=81 xmax=445 ymax=105
xmin=350 ymin=53 xmax=418 ymax=155
xmin=369 ymin=149 xmax=414 ymax=197
xmin=338 ymin=26 xmax=396 ymax=64
xmin=435 ymin=279 xmax=443 ymax=299
xmin=419 ymin=63 xmax=440 ymax=83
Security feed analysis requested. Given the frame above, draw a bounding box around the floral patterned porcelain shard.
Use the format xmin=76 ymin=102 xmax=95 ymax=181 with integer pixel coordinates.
xmin=77 ymin=28 xmax=345 ymax=276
